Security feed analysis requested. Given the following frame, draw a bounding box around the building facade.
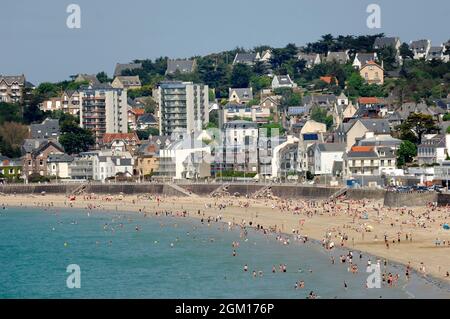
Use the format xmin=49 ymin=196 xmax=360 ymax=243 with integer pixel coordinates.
xmin=158 ymin=81 xmax=209 ymax=136
xmin=79 ymin=84 xmax=128 ymax=145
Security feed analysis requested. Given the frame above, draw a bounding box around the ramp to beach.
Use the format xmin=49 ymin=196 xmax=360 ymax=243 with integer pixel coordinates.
xmin=166 ymin=183 xmax=199 ymax=198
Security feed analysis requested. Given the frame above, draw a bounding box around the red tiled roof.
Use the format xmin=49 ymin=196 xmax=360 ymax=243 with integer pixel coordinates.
xmin=102 ymin=132 xmax=139 ymax=144
xmin=351 ymin=146 xmax=374 ymax=152
xmin=358 ymin=97 xmax=380 ymax=104
xmin=130 ymin=108 xmax=145 ymax=116
xmin=320 ymin=76 xmax=338 ymax=85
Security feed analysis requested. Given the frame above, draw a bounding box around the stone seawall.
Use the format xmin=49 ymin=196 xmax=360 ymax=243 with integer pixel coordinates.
xmin=383 ymin=191 xmax=438 ymax=207
xmin=0 ymin=184 xmax=76 ymax=194
xmin=347 ymin=189 xmax=387 ymax=200
xmin=2 ymin=183 xmax=448 ymax=207
xmin=437 ymin=193 xmax=450 ymax=206
xmin=270 ymin=185 xmax=337 ymax=199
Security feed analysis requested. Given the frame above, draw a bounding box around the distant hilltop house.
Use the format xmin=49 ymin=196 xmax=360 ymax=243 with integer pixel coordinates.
xmin=111 ymin=75 xmax=142 ymax=90
xmin=232 ymin=52 xmax=261 ymax=66
xmin=427 ymin=45 xmax=450 ymax=62
xmin=166 ymin=59 xmax=197 ymax=75
xmin=0 ymin=74 xmax=27 ymax=103
xmin=73 ymin=74 xmax=100 ymax=85
xmin=410 ymin=39 xmax=431 ymax=60
xmin=352 ymin=53 xmax=378 ymax=69
xmin=326 ymin=51 xmax=349 ymax=64
xmin=114 ymin=62 xmax=142 ymax=77
xmin=228 ymin=88 xmax=253 ymax=104
xmin=360 ymin=61 xmax=384 ymax=85
xmin=272 ymin=74 xmax=297 ymax=90
xmin=297 ymin=52 xmax=321 ymax=69
xmin=40 ymin=90 xmax=80 ymax=115
xmin=374 ymin=36 xmax=401 ymax=52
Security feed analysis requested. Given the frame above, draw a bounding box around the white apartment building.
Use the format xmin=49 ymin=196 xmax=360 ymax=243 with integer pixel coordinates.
xmin=158 ymin=81 xmax=209 ymax=136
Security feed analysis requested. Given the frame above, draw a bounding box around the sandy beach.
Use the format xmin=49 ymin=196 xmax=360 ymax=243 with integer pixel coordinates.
xmin=1 ymin=192 xmax=449 ymax=284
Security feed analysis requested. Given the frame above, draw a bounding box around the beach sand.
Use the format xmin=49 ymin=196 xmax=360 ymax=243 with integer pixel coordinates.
xmin=1 ymin=192 xmax=449 ymax=283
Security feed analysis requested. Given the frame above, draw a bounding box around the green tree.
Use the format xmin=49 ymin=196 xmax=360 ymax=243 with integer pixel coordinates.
xmin=397 ymin=113 xmax=440 ymax=144
xmin=310 ymin=106 xmax=333 ymax=129
xmin=96 ymin=71 xmax=110 ymax=83
xmin=397 ymin=140 xmax=417 ymax=167
xmin=399 ymin=43 xmax=414 ymax=60
xmin=0 ymin=103 xmax=22 ymax=124
xmin=59 ymin=121 xmax=95 ymax=154
xmin=231 ymin=63 xmax=252 ymax=88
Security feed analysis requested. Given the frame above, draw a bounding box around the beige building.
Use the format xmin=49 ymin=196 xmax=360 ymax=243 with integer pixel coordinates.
xmin=111 ymin=76 xmax=142 ymax=90
xmin=300 ymin=120 xmax=327 ymax=135
xmin=134 ymin=143 xmax=159 ymax=180
xmin=344 ymin=119 xmax=391 ymax=151
xmin=40 ymin=90 xmax=81 ymax=115
xmin=360 ymin=61 xmax=384 ymax=85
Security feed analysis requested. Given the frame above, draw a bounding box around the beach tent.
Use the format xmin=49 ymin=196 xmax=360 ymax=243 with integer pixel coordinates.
xmin=365 ymin=225 xmax=374 ymax=232
xmin=443 ymin=224 xmax=449 ymax=230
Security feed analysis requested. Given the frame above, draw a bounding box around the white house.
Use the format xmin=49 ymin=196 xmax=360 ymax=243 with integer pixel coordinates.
xmin=271 ymin=135 xmax=299 ymax=179
xmin=47 ymin=154 xmax=73 ymax=179
xmin=410 ymin=39 xmax=431 ymax=60
xmin=159 ymin=139 xmax=211 ymax=180
xmin=271 ymin=75 xmax=297 ymax=90
xmin=92 ymin=150 xmax=134 ymax=182
xmin=313 ymin=143 xmax=346 ymax=175
xmin=352 ymin=53 xmax=378 ymax=69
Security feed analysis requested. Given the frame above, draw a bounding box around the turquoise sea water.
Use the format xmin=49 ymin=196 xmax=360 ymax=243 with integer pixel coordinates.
xmin=0 ymin=207 xmax=449 ymax=299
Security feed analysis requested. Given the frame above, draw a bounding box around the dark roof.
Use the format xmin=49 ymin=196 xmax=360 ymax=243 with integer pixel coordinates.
xmin=374 ymin=37 xmax=399 ymax=48
xmin=30 ymin=118 xmax=60 ymax=139
xmin=410 ymin=40 xmax=430 ymax=50
xmin=223 ymin=120 xmax=258 ymax=130
xmin=166 ymin=59 xmax=196 ymax=74
xmin=358 ymin=119 xmax=391 ymax=134
xmin=114 ymin=63 xmax=142 ymax=77
xmin=22 ymin=139 xmax=64 ymax=155
xmin=229 ymin=88 xmax=253 ymax=101
xmin=233 ymin=53 xmax=258 ymax=64
xmin=317 ymin=143 xmax=346 ymax=152
xmin=0 ymin=75 xmax=25 ymax=85
xmin=354 ymin=53 xmax=377 ymax=64
xmin=47 ymin=153 xmax=74 ymax=163
xmin=303 ymin=94 xmax=336 ymax=106
xmin=137 ymin=113 xmax=157 ymax=124
xmin=326 ymin=51 xmax=348 ymax=63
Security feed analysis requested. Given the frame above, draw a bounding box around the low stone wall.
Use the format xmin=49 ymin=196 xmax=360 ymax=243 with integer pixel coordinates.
xmin=437 ymin=193 xmax=450 ymax=206
xmin=270 ymin=185 xmax=338 ymax=199
xmin=84 ymin=184 xmax=187 ymax=197
xmin=346 ymin=189 xmax=387 ymax=200
xmin=383 ymin=191 xmax=438 ymax=207
xmin=0 ymin=184 xmax=75 ymax=194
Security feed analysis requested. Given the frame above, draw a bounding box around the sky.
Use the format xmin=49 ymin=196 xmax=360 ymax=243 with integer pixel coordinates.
xmin=1 ymin=0 xmax=449 ymax=84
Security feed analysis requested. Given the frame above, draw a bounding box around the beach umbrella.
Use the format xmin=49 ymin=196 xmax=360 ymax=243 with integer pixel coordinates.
xmin=366 ymin=225 xmax=374 ymax=232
